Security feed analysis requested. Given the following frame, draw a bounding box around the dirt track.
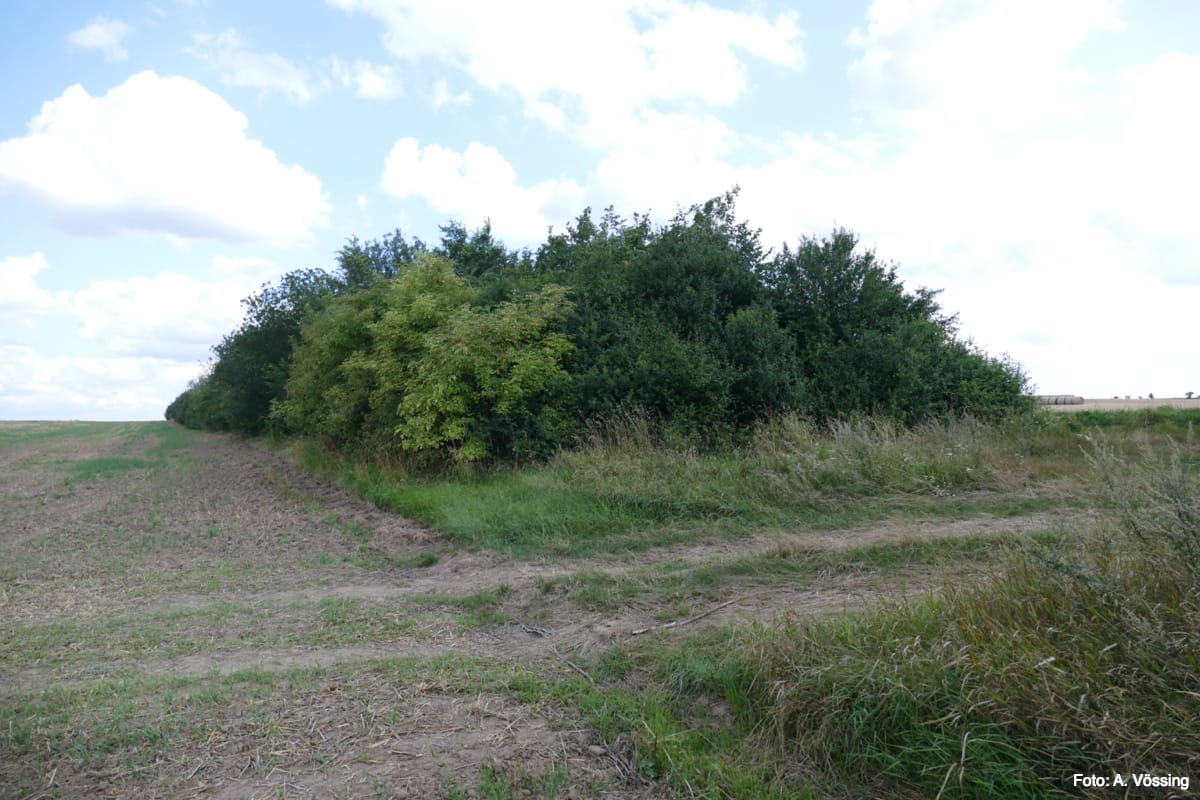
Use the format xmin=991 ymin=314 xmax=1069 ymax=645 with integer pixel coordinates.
xmin=0 ymin=423 xmax=1078 ymax=798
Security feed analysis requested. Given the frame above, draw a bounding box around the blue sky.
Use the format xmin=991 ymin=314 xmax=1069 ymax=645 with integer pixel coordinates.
xmin=1 ymin=0 xmax=1197 ymax=420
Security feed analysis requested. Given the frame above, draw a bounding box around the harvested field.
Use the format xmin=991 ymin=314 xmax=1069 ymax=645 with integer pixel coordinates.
xmin=0 ymin=421 xmax=1089 ymax=798
xmin=1043 ymin=396 xmax=1200 ymax=411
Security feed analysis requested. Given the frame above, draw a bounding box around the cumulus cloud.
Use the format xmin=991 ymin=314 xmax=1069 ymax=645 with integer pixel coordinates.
xmin=728 ymin=0 xmax=1194 ymax=396
xmin=0 ymin=253 xmax=55 ymax=321
xmin=60 ymin=262 xmax=279 ymax=359
xmin=66 ymin=16 xmax=134 ymax=62
xmin=381 ymin=137 xmax=584 ymax=242
xmin=0 ymin=71 xmax=331 ymax=244
xmin=847 ymin=0 xmax=1124 ymax=131
xmin=0 ymin=252 xmax=287 ymax=419
xmin=189 ymin=30 xmax=321 ymax=104
xmin=327 ymin=0 xmax=804 ymax=144
xmin=828 ymin=1 xmax=1198 ymax=277
xmin=593 ymin=110 xmax=740 ymax=212
xmin=3 ymin=251 xmax=279 ymax=360
xmin=0 ymin=345 xmax=202 ymax=421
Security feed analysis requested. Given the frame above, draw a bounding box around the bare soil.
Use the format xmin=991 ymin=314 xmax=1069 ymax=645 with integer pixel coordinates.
xmin=0 ymin=424 xmax=1076 ymax=799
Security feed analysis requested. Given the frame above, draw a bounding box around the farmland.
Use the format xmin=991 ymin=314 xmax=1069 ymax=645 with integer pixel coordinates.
xmin=2 ymin=413 xmax=1197 ymax=798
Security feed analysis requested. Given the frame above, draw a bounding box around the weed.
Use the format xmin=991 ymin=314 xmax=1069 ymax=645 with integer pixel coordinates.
xmin=292 ymin=411 xmax=1125 ymax=558
xmin=735 ymin=438 xmax=1200 ymax=798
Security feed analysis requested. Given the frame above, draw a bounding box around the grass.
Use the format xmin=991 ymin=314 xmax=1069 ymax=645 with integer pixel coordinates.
xmin=0 ymin=421 xmax=115 ymax=449
xmin=722 ymin=436 xmax=1200 ymax=798
xmin=0 ymin=654 xmax=634 ymax=799
xmin=296 ymin=410 xmax=1119 ymax=558
xmin=63 ymin=455 xmax=151 ymax=482
xmin=540 ymin=533 xmax=1052 ymax=613
xmin=1 ymin=590 xmax=518 ymax=673
xmin=5 ymin=413 xmax=1199 ymax=799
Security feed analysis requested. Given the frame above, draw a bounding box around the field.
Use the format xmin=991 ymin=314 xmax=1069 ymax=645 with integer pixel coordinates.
xmin=1044 ymin=397 xmax=1199 ymax=412
xmin=1 ymin=416 xmax=1197 ymax=798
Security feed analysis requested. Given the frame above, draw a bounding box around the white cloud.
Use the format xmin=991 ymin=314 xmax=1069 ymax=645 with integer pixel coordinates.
xmin=0 ymin=252 xmax=287 ymax=419
xmin=826 ymin=1 xmax=1198 ymax=283
xmin=327 ymin=0 xmax=804 ymax=145
xmin=190 ymin=30 xmax=410 ymax=103
xmin=717 ymin=0 xmax=1194 ymax=396
xmin=593 ymin=110 xmax=740 ymax=212
xmin=330 ymin=57 xmax=404 ymax=100
xmin=847 ymin=0 xmax=1124 ymax=131
xmin=58 ymin=255 xmax=280 ymax=359
xmin=0 ymin=345 xmax=201 ymax=421
xmin=1107 ymin=53 xmax=1200 ymax=238
xmin=381 ymin=138 xmax=584 ymax=241
xmin=60 ymin=272 xmax=251 ymax=358
xmin=0 ymin=71 xmax=331 ymax=244
xmin=933 ymin=241 xmax=1200 ymax=397
xmin=66 ymin=16 xmax=134 ymax=62
xmin=0 ymin=253 xmax=55 ymax=321
xmin=639 ymin=2 xmax=805 ymax=106
xmin=189 ymin=30 xmax=321 ymax=104
xmin=3 ymin=251 xmax=279 ymax=360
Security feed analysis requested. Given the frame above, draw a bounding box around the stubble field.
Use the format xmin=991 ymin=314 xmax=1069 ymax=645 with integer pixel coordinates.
xmin=0 ymin=419 xmax=1143 ymax=798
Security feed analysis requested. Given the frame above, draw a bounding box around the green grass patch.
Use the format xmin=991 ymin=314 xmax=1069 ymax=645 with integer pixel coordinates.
xmin=294 ymin=413 xmax=1098 ymax=558
xmin=1045 ymin=405 xmax=1200 ymax=436
xmin=728 ymin=441 xmax=1200 ymax=799
xmin=0 ymin=421 xmax=115 ymax=449
xmin=543 ymin=533 xmax=1060 ymax=612
xmin=64 ymin=456 xmax=151 ymax=482
xmin=143 ymin=421 xmax=196 ymax=455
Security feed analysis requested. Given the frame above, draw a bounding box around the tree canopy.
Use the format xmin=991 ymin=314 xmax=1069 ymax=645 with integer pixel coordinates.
xmin=167 ymin=190 xmax=1032 ymax=463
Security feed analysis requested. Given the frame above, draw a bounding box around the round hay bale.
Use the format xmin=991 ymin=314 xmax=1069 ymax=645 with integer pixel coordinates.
xmin=1037 ymin=395 xmax=1085 ymax=405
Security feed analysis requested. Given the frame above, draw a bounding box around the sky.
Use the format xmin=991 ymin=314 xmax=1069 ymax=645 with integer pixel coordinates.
xmin=1 ymin=0 xmax=1197 ymax=421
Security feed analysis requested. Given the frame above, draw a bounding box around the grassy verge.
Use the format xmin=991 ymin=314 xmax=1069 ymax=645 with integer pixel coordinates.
xmin=539 ymin=532 xmax=1062 ymax=613
xmin=714 ymin=438 xmax=1200 ymax=798
xmin=295 ymin=411 xmax=1140 ymax=558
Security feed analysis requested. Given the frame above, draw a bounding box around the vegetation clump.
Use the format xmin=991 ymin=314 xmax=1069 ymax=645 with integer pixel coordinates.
xmin=167 ymin=191 xmax=1031 ymax=464
xmin=733 ymin=438 xmax=1200 ymax=798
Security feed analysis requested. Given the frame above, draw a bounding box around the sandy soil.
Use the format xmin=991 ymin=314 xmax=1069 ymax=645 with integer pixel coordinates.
xmin=0 ymin=424 xmax=1079 ymax=799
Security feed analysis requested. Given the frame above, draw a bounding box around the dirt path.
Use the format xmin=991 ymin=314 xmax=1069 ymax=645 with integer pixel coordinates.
xmin=0 ymin=424 xmax=1075 ymax=799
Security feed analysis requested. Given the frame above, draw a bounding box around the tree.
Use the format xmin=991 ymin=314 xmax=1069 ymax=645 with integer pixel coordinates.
xmin=396 ymin=283 xmax=574 ymax=462
xmin=337 ymin=229 xmax=427 ymax=290
xmin=165 ymin=268 xmax=340 ymax=434
xmin=765 ymin=227 xmax=1029 ymax=420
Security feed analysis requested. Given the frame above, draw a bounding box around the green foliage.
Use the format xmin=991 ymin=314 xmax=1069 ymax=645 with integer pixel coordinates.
xmin=396 ymin=283 xmax=574 ymax=462
xmin=169 ymin=190 xmax=1033 ymax=458
xmin=279 ymin=255 xmax=574 ymax=463
xmin=268 ymin=281 xmax=391 ymax=447
xmin=337 ymin=228 xmax=427 ymax=290
xmin=540 ymin=192 xmax=804 ymax=433
xmin=166 ymin=268 xmax=341 ymax=433
xmin=738 ymin=440 xmax=1200 ymax=799
xmin=765 ymin=227 xmax=1031 ymax=421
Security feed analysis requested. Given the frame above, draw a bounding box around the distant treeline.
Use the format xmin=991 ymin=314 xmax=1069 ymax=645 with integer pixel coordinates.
xmin=166 ymin=191 xmax=1032 ymax=464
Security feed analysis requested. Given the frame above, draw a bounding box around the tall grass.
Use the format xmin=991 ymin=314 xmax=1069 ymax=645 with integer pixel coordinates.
xmin=737 ymin=437 xmax=1200 ymax=798
xmin=293 ymin=410 xmax=1143 ymax=556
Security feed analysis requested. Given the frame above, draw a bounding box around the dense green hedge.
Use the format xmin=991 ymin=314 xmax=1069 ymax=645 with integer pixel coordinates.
xmin=166 ymin=191 xmax=1032 ymax=463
